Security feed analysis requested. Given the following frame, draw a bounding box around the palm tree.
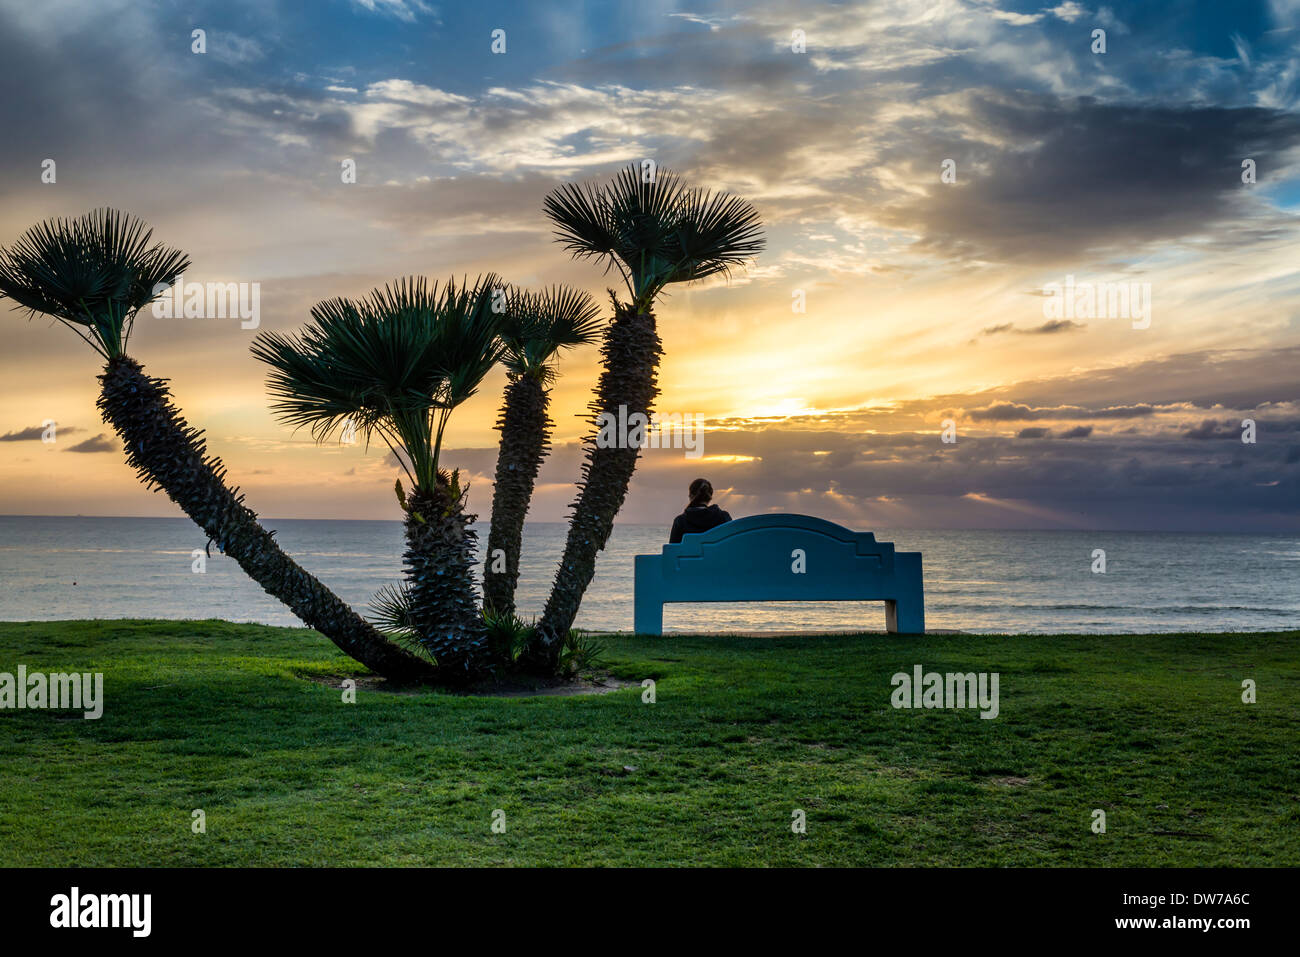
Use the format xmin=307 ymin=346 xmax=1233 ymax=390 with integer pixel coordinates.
xmin=252 ymin=275 xmax=506 ymax=680
xmin=527 ymin=166 xmax=763 ymax=668
xmin=0 ymin=209 xmax=436 ymax=683
xmin=482 ymin=285 xmax=603 ymax=617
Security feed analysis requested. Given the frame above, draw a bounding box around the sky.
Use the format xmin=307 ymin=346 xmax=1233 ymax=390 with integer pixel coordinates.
xmin=0 ymin=0 xmax=1298 ymax=531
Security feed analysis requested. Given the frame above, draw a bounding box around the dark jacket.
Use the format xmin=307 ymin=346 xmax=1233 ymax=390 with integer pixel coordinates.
xmin=669 ymin=504 xmax=732 ymax=544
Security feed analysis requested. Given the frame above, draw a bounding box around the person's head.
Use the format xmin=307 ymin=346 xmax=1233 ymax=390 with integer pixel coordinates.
xmin=688 ymin=478 xmax=713 ymax=507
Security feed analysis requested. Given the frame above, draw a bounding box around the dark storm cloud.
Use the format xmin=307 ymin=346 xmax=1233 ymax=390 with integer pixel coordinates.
xmin=877 ymin=95 xmax=1300 ymax=265
xmin=1058 ymin=425 xmax=1093 ymax=439
xmin=0 ymin=5 xmax=272 ymax=197
xmin=675 ymin=91 xmax=1300 ymax=272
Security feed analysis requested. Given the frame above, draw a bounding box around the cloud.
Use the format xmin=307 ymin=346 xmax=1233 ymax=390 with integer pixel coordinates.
xmin=991 ymin=10 xmax=1045 ymax=26
xmin=876 ymin=95 xmax=1300 ymax=265
xmin=0 ymin=424 xmax=80 ymax=441
xmin=967 ymin=402 xmax=1153 ymax=421
xmin=1095 ymin=6 xmax=1131 ymax=34
xmin=1030 ymin=319 xmax=1086 ymax=334
xmin=206 ymin=32 xmax=266 ymax=66
xmin=982 ymin=319 xmax=1086 ymax=336
xmin=0 ymin=0 xmax=1297 ymax=532
xmin=351 ymin=0 xmax=435 ymax=22
xmin=1047 ymin=2 xmax=1088 ymax=23
xmin=1184 ymin=419 xmax=1238 ymax=440
xmin=1231 ymin=32 xmax=1252 ymax=69
xmin=668 ymin=13 xmax=730 ymax=32
xmin=966 ymin=347 xmax=1300 ymax=415
xmin=64 ymin=433 xmax=116 ymax=453
xmin=604 ymin=417 xmax=1297 ymax=531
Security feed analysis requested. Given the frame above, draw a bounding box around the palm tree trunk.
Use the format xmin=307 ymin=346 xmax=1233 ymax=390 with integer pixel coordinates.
xmin=527 ymin=301 xmax=662 ymax=670
xmin=97 ymin=355 xmax=437 ymax=684
xmin=402 ymin=479 xmax=489 ymax=679
xmin=483 ymin=374 xmax=551 ymax=617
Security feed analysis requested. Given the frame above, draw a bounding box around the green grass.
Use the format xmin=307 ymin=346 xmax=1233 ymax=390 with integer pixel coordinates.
xmin=1 ymin=619 xmax=1297 ymax=866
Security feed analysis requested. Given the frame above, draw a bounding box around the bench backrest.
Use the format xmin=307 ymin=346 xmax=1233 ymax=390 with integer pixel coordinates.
xmin=647 ymin=513 xmax=902 ymax=601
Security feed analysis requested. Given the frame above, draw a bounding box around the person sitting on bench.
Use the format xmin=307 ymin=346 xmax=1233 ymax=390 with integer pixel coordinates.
xmin=669 ymin=478 xmax=732 ymax=544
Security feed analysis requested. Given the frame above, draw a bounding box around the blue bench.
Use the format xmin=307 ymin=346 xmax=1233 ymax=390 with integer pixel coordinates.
xmin=633 ymin=513 xmax=924 ymax=635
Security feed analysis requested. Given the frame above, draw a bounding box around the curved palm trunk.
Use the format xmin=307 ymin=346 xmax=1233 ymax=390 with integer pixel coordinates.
xmin=97 ymin=355 xmax=436 ymax=684
xmin=482 ymin=374 xmax=551 ymax=617
xmin=528 ymin=302 xmax=661 ymax=670
xmin=403 ymin=480 xmax=489 ymax=679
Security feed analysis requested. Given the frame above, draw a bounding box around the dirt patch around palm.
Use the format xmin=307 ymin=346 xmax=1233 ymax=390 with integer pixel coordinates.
xmin=295 ymin=669 xmax=639 ymax=698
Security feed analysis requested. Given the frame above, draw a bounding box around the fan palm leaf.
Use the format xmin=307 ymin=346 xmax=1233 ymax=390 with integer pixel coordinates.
xmin=498 ymin=284 xmax=603 ymax=381
xmin=542 ymin=164 xmax=764 ymax=307
xmin=252 ymin=274 xmax=505 ymax=491
xmin=0 ymin=209 xmax=189 ymax=358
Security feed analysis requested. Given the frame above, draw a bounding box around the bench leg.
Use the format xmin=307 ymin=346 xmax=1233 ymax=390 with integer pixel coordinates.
xmin=633 ymin=600 xmax=663 ymax=636
xmin=885 ymin=553 xmax=925 ymax=634
xmin=633 ymin=556 xmax=665 ymax=635
xmin=886 ymin=599 xmax=924 ymax=634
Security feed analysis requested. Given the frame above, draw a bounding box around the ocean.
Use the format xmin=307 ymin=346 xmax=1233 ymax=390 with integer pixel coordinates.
xmin=0 ymin=516 xmax=1296 ymax=634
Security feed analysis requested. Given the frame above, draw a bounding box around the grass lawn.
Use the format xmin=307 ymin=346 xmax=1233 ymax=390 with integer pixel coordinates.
xmin=1 ymin=619 xmax=1297 ymax=867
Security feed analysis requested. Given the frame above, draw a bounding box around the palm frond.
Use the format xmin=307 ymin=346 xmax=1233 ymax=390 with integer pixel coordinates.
xmin=481 ymin=606 xmax=534 ymax=662
xmin=668 ymin=188 xmax=766 ymax=282
xmin=543 ymin=165 xmax=764 ymax=307
xmin=542 ymin=180 xmax=618 ymax=267
xmin=421 ymin=273 xmax=508 ymax=410
xmin=250 ymin=296 xmax=390 ymax=446
xmin=252 ymin=274 xmax=508 ymax=490
xmin=0 ymin=208 xmax=190 ymax=358
xmin=369 ymin=582 xmax=416 ymax=639
xmin=499 ymin=284 xmax=603 ymax=379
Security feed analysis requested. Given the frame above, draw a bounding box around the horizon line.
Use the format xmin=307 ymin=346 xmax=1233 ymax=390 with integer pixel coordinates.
xmin=0 ymin=514 xmax=1292 ymax=535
